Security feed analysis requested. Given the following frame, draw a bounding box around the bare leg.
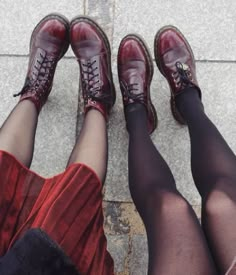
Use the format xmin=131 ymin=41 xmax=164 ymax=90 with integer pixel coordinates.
xmin=0 ymin=101 xmax=38 ymax=167
xmin=67 ymin=109 xmax=107 ymax=183
xmin=176 ymin=88 xmax=236 ymax=273
xmin=126 ymin=104 xmax=217 ymax=275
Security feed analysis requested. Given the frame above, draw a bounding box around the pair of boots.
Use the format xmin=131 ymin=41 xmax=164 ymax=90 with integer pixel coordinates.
xmin=14 ymin=13 xmax=201 ymax=133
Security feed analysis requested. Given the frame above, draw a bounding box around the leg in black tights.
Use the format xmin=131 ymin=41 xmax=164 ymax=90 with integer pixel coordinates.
xmin=126 ymin=103 xmax=217 ymax=275
xmin=176 ymin=88 xmax=236 ymax=274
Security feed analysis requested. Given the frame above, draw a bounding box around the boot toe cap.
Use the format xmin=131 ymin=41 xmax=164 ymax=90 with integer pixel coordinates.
xmin=118 ymin=37 xmax=146 ymax=64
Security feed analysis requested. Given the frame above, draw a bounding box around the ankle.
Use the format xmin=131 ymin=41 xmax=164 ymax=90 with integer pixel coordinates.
xmin=85 ymin=108 xmax=107 ymax=123
xmin=125 ymin=103 xmax=146 ymax=115
xmin=175 ymin=87 xmax=204 ymax=120
xmin=125 ymin=103 xmax=148 ymax=133
xmin=85 ymin=105 xmax=109 ymax=122
xmin=18 ymin=98 xmax=40 ymax=115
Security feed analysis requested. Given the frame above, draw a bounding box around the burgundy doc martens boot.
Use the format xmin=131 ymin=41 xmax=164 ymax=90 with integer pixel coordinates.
xmin=14 ymin=14 xmax=70 ymax=113
xmin=70 ymin=16 xmax=116 ymax=121
xmin=154 ymin=26 xmax=202 ymax=124
xmin=118 ymin=35 xmax=157 ymax=134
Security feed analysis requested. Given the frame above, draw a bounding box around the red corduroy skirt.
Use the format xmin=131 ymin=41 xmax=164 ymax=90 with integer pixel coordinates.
xmin=0 ymin=150 xmax=114 ymax=274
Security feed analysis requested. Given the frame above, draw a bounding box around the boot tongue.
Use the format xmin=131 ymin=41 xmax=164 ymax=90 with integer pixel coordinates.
xmin=78 ymin=40 xmax=103 ymax=58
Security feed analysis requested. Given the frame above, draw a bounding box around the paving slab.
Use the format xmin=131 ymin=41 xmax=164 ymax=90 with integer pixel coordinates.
xmin=130 ymin=234 xmax=148 ymax=275
xmin=104 ymin=202 xmax=131 ymax=235
xmin=105 ymin=62 xmax=236 ymax=205
xmin=0 ymin=56 xmax=80 ymax=177
xmin=31 ymin=58 xmax=80 ymax=176
xmin=113 ymin=0 xmax=236 ymax=61
xmin=0 ymin=0 xmax=84 ymax=56
xmin=106 ymin=234 xmax=129 ymax=273
xmin=85 ymin=0 xmax=115 ymax=44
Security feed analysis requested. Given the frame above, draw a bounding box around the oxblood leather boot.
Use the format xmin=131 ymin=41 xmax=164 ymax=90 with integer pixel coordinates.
xmin=70 ymin=16 xmax=116 ymax=121
xmin=14 ymin=14 xmax=70 ymax=113
xmin=154 ymin=26 xmax=202 ymax=124
xmin=118 ymin=34 xmax=157 ymax=134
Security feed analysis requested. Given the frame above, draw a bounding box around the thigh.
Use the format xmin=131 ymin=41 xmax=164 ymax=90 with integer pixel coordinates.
xmin=202 ymin=178 xmax=236 ymax=273
xmin=142 ymin=191 xmax=217 ymax=275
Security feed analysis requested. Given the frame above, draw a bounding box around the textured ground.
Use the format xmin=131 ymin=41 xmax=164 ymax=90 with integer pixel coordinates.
xmin=1 ymin=0 xmax=236 ymax=274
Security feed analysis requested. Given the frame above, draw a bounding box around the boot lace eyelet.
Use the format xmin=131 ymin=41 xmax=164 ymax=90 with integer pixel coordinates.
xmin=81 ymin=59 xmax=111 ymax=106
xmin=173 ymin=62 xmax=194 ymax=90
xmin=13 ymin=50 xmax=56 ymax=99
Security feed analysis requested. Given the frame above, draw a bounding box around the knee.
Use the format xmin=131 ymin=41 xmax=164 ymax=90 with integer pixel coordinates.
xmin=141 ymin=189 xmax=190 ymax=217
xmin=158 ymin=191 xmax=191 ymax=215
xmin=204 ymin=177 xmax=236 ymax=217
xmin=130 ymin=177 xmax=189 ymax=216
xmin=131 ymin=174 xmax=176 ymax=200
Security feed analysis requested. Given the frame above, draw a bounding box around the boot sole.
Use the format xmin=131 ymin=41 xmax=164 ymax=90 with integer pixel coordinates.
xmin=118 ymin=33 xmax=158 ymax=134
xmin=70 ymin=15 xmax=116 ymax=108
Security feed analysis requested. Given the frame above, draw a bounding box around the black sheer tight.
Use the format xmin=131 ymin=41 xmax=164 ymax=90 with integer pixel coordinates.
xmin=126 ymin=104 xmax=217 ymax=275
xmin=176 ymin=88 xmax=236 ymax=273
xmin=0 ymin=100 xmax=38 ymax=167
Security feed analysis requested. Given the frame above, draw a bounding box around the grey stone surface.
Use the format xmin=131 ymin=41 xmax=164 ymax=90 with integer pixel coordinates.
xmin=85 ymin=0 xmax=115 ymax=44
xmin=0 ymin=57 xmax=20 ymax=123
xmin=104 ymin=202 xmax=130 ymax=234
xmin=0 ymin=56 xmax=80 ymax=177
xmin=31 ymin=58 xmax=80 ymax=176
xmin=106 ymin=234 xmax=129 ymax=273
xmin=113 ymin=0 xmax=236 ymax=61
xmin=0 ymin=0 xmax=84 ymax=56
xmin=105 ymin=62 xmax=130 ymax=201
xmin=105 ymin=62 xmax=236 ymax=205
xmin=130 ymin=235 xmax=148 ymax=275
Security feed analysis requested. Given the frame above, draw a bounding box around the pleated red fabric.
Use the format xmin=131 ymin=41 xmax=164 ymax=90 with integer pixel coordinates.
xmin=0 ymin=150 xmax=114 ymax=275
